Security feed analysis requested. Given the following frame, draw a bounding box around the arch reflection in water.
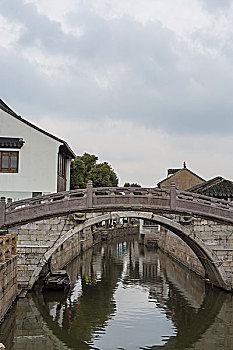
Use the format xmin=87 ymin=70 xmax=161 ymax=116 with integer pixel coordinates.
xmin=0 ymin=237 xmax=232 ymax=350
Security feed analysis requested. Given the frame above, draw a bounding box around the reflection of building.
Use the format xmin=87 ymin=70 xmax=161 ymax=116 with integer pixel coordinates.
xmin=157 ymin=162 xmax=205 ymax=191
xmin=0 ymin=99 xmax=75 ymax=200
xmin=139 ymin=219 xmax=160 ymax=247
xmin=140 ymin=259 xmax=160 ymax=280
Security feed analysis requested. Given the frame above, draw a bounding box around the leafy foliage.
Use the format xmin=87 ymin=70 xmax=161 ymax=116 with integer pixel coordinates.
xmin=70 ymin=153 xmax=118 ymax=189
xmin=87 ymin=162 xmax=118 ymax=187
xmin=123 ymin=182 xmax=141 ymax=187
xmin=70 ymin=156 xmax=85 ymax=189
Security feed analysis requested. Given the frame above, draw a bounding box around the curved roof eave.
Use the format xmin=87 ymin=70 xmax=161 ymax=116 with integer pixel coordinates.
xmin=0 ymin=98 xmax=76 ymax=158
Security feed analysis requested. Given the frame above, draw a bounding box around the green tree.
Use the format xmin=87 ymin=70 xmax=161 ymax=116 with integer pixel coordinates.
xmin=81 ymin=153 xmax=98 ymax=178
xmin=70 ymin=153 xmax=118 ymax=189
xmin=87 ymin=162 xmax=118 ymax=187
xmin=70 ymin=156 xmax=85 ymax=189
xmin=123 ymin=182 xmax=141 ymax=187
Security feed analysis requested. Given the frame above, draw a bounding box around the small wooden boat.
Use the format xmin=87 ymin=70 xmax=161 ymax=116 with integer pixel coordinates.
xmin=44 ymin=270 xmax=70 ymax=291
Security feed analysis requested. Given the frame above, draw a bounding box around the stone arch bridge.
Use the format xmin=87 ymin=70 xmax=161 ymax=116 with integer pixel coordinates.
xmin=1 ymin=181 xmax=233 ymax=291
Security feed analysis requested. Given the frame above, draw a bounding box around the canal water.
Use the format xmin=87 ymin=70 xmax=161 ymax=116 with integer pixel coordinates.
xmin=0 ymin=236 xmax=233 ymax=350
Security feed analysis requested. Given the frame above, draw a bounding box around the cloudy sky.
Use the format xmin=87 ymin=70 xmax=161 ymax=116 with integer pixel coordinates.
xmin=1 ymin=0 xmax=233 ymax=186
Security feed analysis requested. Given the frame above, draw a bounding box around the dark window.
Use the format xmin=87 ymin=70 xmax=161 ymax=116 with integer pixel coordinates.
xmin=0 ymin=151 xmax=19 ymax=173
xmin=32 ymin=192 xmax=42 ymax=197
xmin=144 ymin=219 xmax=156 ymax=226
xmin=58 ymin=153 xmax=67 ymax=178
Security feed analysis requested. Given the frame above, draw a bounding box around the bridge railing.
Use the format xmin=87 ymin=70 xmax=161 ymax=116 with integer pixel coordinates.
xmin=177 ymin=190 xmax=233 ymax=209
xmin=176 ymin=189 xmax=233 ymax=221
xmin=92 ymin=186 xmax=171 ymax=210
xmin=93 ymin=186 xmax=170 ymax=196
xmin=5 ymin=188 xmax=86 ymax=211
xmin=4 ymin=185 xmax=171 ymax=212
xmin=1 ymin=181 xmax=233 ymax=227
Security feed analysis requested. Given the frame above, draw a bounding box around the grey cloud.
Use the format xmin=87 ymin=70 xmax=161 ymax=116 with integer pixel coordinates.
xmin=200 ymin=0 xmax=232 ymax=11
xmin=1 ymin=0 xmax=233 ymax=135
xmin=0 ymin=0 xmax=72 ymax=53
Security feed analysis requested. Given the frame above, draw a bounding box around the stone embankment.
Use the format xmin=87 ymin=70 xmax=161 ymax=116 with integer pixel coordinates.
xmin=140 ymin=224 xmax=205 ymax=278
xmin=0 ymin=232 xmax=18 ymax=324
xmin=156 ymin=229 xmax=205 ymax=277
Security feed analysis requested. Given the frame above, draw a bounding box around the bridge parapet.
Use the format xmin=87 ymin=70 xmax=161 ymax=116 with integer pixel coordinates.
xmin=176 ymin=190 xmax=233 ymax=219
xmin=1 ymin=182 xmax=233 ymax=228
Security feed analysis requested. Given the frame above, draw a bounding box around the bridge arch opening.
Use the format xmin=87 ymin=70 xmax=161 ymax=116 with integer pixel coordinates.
xmin=31 ymin=260 xmax=226 ymax=350
xmin=28 ymin=211 xmax=230 ymax=291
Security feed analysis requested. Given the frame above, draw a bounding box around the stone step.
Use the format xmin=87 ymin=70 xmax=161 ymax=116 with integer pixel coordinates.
xmin=211 ymin=246 xmax=233 ymax=251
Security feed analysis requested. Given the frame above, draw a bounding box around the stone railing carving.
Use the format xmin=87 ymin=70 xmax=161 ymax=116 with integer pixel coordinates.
xmin=1 ymin=181 xmax=233 ymax=228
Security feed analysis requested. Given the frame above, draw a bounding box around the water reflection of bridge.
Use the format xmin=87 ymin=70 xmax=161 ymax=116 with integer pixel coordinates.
xmin=1 ymin=238 xmax=232 ymax=350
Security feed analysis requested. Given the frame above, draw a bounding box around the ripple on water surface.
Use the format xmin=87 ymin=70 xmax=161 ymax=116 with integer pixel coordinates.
xmin=0 ymin=237 xmax=232 ymax=350
xmin=90 ymin=282 xmax=176 ymax=350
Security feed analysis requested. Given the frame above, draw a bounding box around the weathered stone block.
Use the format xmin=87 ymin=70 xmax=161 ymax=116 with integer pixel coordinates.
xmin=18 ymin=234 xmax=30 ymax=241
xmin=19 ymin=229 xmax=30 ymax=235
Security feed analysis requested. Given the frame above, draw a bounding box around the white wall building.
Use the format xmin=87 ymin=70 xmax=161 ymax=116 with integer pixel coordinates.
xmin=0 ymin=99 xmax=75 ymax=201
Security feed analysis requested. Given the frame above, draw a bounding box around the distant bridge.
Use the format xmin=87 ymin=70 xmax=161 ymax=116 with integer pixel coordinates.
xmin=1 ymin=181 xmax=233 ymax=291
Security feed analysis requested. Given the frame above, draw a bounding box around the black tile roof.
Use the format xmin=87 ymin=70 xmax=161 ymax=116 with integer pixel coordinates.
xmin=168 ymin=168 xmax=181 ymax=176
xmin=0 ymin=99 xmax=18 ymax=116
xmin=188 ymin=177 xmax=233 ymax=198
xmin=0 ymin=99 xmax=76 ymax=158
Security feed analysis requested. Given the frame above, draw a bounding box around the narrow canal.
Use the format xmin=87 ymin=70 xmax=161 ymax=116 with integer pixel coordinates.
xmin=0 ymin=236 xmax=233 ymax=350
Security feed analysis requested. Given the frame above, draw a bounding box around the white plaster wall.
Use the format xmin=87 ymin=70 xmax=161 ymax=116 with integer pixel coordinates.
xmin=0 ymin=109 xmax=61 ymax=200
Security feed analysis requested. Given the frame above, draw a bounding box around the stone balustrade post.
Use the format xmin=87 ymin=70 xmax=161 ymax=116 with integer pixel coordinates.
xmin=161 ymin=185 xmax=166 ymax=199
xmin=0 ymin=197 xmax=6 ymax=228
xmin=86 ymin=180 xmax=93 ymax=208
xmin=170 ymin=182 xmax=177 ymax=210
